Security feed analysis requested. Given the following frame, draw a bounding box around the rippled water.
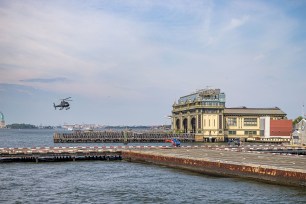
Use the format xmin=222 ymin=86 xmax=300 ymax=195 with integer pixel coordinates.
xmin=1 ymin=129 xmax=306 ymax=203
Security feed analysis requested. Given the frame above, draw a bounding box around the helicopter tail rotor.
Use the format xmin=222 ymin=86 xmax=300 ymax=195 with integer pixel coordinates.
xmin=53 ymin=103 xmax=56 ymax=110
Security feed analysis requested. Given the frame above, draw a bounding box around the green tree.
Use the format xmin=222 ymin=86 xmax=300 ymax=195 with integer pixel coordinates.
xmin=6 ymin=123 xmax=37 ymax=129
xmin=293 ymin=116 xmax=303 ymax=126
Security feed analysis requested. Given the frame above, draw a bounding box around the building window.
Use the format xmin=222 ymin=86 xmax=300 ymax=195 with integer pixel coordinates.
xmin=176 ymin=119 xmax=180 ymax=130
xmin=229 ymin=131 xmax=236 ymax=135
xmin=244 ymin=131 xmax=257 ymax=135
xmin=204 ymin=109 xmax=219 ymax=114
xmin=227 ymin=117 xmax=237 ymax=126
xmin=244 ymin=118 xmax=257 ymax=126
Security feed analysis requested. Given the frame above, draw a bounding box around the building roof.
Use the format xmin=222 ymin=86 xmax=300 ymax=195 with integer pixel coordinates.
xmin=224 ymin=107 xmax=286 ymax=116
xmin=177 ymin=88 xmax=225 ymax=104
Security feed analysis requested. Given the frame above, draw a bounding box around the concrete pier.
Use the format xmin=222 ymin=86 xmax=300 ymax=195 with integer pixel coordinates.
xmin=122 ymin=147 xmax=306 ymax=187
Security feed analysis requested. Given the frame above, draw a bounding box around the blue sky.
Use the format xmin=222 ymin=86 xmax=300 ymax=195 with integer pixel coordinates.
xmin=0 ymin=0 xmax=306 ymax=126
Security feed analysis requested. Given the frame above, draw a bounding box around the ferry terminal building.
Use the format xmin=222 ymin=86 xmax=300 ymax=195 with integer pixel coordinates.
xmin=171 ymin=88 xmax=291 ymax=142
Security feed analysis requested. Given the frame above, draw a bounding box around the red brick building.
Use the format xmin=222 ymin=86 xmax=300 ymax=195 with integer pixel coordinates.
xmin=260 ymin=117 xmax=292 ymax=139
xmin=270 ymin=119 xmax=292 ymax=137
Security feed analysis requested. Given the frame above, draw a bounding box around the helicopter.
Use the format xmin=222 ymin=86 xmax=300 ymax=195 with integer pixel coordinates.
xmin=53 ymin=97 xmax=72 ymax=110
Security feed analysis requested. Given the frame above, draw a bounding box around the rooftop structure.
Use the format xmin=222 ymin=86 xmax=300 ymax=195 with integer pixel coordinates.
xmin=176 ymin=88 xmax=225 ymax=106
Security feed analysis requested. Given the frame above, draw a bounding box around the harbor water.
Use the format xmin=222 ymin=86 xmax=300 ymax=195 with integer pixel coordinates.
xmin=1 ymin=129 xmax=306 ymax=204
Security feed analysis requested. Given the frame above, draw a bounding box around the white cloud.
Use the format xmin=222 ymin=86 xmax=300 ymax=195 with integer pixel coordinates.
xmin=253 ymin=53 xmax=265 ymax=61
xmin=0 ymin=0 xmax=306 ymax=124
xmin=0 ymin=2 xmax=157 ymax=94
xmin=226 ymin=15 xmax=250 ymax=31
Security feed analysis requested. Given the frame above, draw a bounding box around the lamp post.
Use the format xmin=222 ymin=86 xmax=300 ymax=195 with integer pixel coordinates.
xmin=164 ymin=115 xmax=172 ymax=131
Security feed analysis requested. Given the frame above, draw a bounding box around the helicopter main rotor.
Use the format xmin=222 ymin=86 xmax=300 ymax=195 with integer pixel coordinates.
xmin=61 ymin=97 xmax=72 ymax=101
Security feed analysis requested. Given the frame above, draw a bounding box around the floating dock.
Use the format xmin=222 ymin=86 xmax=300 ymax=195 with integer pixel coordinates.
xmin=1 ymin=145 xmax=306 ymax=187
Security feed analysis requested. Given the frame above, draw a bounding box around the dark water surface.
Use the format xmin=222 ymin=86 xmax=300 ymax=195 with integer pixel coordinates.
xmin=1 ymin=129 xmax=306 ymax=203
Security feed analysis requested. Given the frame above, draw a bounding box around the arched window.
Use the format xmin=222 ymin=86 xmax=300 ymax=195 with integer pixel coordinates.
xmin=191 ymin=117 xmax=196 ymax=133
xmin=176 ymin=119 xmax=180 ymax=130
xmin=183 ymin=118 xmax=188 ymax=133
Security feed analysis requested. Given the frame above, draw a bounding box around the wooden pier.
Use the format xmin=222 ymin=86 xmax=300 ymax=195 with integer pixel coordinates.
xmin=53 ymin=131 xmax=195 ymax=143
xmin=0 ymin=146 xmax=122 ymax=162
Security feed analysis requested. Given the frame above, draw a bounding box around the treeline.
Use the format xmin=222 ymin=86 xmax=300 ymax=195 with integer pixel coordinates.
xmin=293 ymin=116 xmax=304 ymax=126
xmin=6 ymin=123 xmax=38 ymax=129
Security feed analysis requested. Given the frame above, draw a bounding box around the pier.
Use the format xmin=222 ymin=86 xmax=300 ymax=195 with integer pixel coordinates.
xmin=122 ymin=147 xmax=306 ymax=187
xmin=0 ymin=146 xmax=123 ymax=162
xmin=1 ymin=144 xmax=306 ymax=187
xmin=53 ymin=131 xmax=195 ymax=143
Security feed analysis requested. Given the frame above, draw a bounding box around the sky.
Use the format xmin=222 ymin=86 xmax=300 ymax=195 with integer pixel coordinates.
xmin=0 ymin=0 xmax=306 ymax=126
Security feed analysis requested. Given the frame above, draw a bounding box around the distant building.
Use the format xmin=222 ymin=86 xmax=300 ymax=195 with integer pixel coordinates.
xmin=172 ymin=88 xmax=288 ymax=142
xmin=224 ymin=108 xmax=288 ymax=142
xmin=292 ymin=119 xmax=306 ymax=146
xmin=0 ymin=112 xmax=5 ymax=128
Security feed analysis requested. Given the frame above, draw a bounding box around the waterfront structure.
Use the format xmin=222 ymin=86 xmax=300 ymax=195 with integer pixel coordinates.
xmin=172 ymin=88 xmax=225 ymax=141
xmin=1 ymin=145 xmax=306 ymax=187
xmin=54 ymin=131 xmax=195 ymax=143
xmin=0 ymin=112 xmax=5 ymax=128
xmin=172 ymin=88 xmax=288 ymax=142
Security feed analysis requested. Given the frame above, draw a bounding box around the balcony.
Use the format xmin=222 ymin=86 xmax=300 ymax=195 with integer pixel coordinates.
xmin=173 ymin=104 xmax=225 ymax=112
